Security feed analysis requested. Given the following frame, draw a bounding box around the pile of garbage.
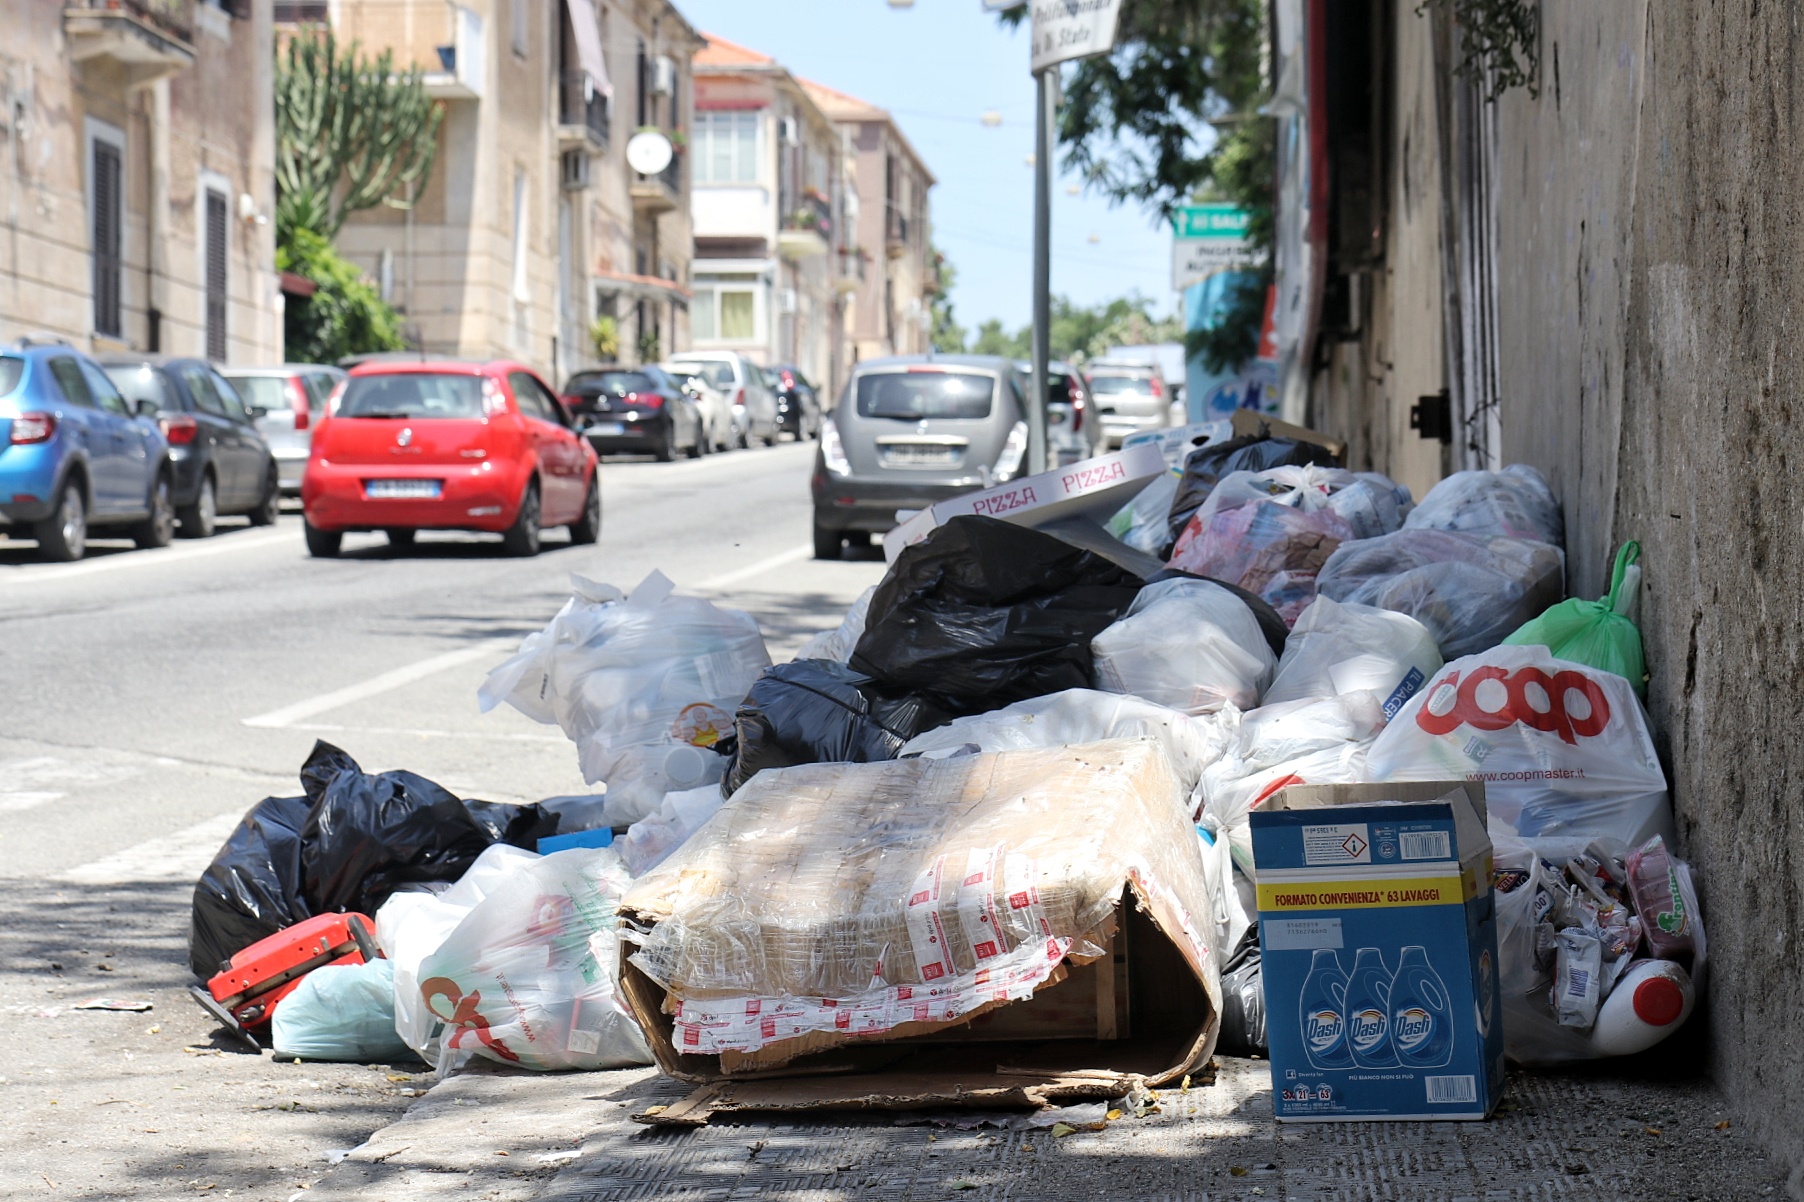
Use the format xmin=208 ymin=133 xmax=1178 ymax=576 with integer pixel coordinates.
xmin=182 ymin=422 xmax=1701 ymax=1117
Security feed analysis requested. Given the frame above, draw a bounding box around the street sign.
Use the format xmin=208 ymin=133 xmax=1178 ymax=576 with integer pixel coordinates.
xmin=1172 ymin=203 xmax=1254 ymax=290
xmin=1030 ymin=0 xmax=1124 ymax=73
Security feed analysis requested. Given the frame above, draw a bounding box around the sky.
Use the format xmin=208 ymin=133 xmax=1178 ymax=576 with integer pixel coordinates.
xmin=672 ymin=0 xmax=1180 ymax=335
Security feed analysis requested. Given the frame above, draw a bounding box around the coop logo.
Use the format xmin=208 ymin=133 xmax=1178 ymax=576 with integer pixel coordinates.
xmin=1304 ymin=1008 xmax=1343 ymax=1052
xmin=1394 ymin=1006 xmax=1434 ymax=1052
xmin=1348 ymin=1007 xmax=1388 ymax=1050
xmin=1414 ymin=665 xmax=1612 ymax=745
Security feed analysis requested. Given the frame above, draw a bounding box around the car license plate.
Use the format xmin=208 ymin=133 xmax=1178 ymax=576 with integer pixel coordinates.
xmin=589 ymin=422 xmax=627 ymax=437
xmin=882 ymin=445 xmax=958 ymax=466
xmin=365 ymin=479 xmax=441 ymax=499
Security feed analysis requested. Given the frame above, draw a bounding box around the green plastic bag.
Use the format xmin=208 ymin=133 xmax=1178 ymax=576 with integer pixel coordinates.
xmin=1504 ymin=541 xmax=1646 ymax=695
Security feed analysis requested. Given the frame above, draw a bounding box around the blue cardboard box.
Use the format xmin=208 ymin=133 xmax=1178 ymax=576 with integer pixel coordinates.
xmin=1250 ymin=781 xmax=1504 ymax=1121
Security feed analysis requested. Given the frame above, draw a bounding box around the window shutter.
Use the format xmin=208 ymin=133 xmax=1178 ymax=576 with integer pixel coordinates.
xmin=205 ymin=188 xmax=229 ymax=361
xmin=91 ymin=140 xmax=122 ymax=338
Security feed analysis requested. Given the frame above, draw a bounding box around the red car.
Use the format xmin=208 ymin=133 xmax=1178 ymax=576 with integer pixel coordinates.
xmin=301 ymin=360 xmax=600 ymax=558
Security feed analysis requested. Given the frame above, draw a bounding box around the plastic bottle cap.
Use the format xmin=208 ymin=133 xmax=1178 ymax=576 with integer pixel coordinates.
xmin=1631 ymin=976 xmax=1686 ymax=1027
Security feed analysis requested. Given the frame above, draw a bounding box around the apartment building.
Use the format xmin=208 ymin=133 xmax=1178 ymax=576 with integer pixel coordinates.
xmin=322 ymin=0 xmax=700 ymax=382
xmin=689 ymin=35 xmax=851 ymax=395
xmin=799 ymin=77 xmax=936 ymax=363
xmin=0 ymin=0 xmax=280 ymax=362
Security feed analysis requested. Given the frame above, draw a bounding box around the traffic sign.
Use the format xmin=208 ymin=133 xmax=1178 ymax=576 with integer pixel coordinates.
xmin=1030 ymin=0 xmax=1124 ymax=73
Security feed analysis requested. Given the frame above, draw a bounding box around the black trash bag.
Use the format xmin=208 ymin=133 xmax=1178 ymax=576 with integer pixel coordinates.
xmin=1144 ymin=568 xmax=1290 ymax=660
xmin=189 ymin=793 xmax=314 ymax=979
xmin=1166 ymin=434 xmax=1343 ymax=550
xmin=850 ymin=515 xmax=1144 ymax=714
xmin=298 ymin=741 xmax=556 ymax=918
xmin=1215 ymin=926 xmax=1267 ymax=1056
xmin=723 ymin=659 xmax=954 ymax=795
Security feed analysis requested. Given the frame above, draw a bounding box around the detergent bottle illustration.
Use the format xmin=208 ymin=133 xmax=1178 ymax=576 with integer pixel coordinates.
xmin=1298 ymin=949 xmax=1354 ymax=1070
xmin=1388 ymin=945 xmax=1455 ymax=1068
xmin=1344 ymin=948 xmax=1399 ymax=1068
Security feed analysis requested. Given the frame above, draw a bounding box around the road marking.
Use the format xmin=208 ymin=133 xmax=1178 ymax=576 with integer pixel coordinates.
xmin=242 ymin=638 xmax=519 ymax=728
xmin=0 ymin=528 xmax=294 ymax=585
xmin=288 ymin=722 xmax=566 ymax=743
xmin=696 ymin=543 xmax=813 ymax=591
xmin=59 ymin=810 xmax=246 ymax=885
xmin=0 ymin=791 xmax=61 ymax=813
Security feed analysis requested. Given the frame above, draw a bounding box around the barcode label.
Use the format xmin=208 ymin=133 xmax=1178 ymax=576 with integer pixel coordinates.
xmin=1400 ymin=831 xmax=1451 ymax=860
xmin=1425 ymin=1075 xmax=1478 ymax=1104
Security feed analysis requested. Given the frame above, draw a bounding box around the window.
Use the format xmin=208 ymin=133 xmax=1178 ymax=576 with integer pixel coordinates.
xmin=105 ymin=364 xmax=173 ymax=412
xmin=693 ymin=112 xmax=761 ymax=184
xmin=48 ymin=358 xmax=95 ymax=408
xmin=181 ymin=364 xmax=228 ymax=416
xmin=211 ymin=370 xmax=249 ymax=421
xmin=855 ymin=372 xmax=995 ymax=421
xmin=339 ymin=373 xmax=485 ymax=419
xmin=0 ymin=357 xmax=23 ymax=396
xmin=90 ymin=135 xmax=123 ymax=338
xmin=719 ymin=290 xmax=755 ymax=340
xmin=508 ymin=371 xmax=553 ymax=421
xmin=203 ymin=187 xmax=229 ymax=361
xmin=511 ymin=0 xmax=528 ymax=55
xmin=691 ymin=287 xmax=715 ymax=340
xmin=80 ymin=361 xmax=131 ymax=417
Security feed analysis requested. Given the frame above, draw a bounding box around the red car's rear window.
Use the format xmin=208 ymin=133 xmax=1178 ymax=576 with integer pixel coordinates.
xmin=340 ymin=373 xmax=483 ymax=419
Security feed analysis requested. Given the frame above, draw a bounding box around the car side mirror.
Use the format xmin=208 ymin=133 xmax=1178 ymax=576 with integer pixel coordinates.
xmin=243 ymin=405 xmax=267 ymax=420
xmin=134 ymin=398 xmax=159 ymax=419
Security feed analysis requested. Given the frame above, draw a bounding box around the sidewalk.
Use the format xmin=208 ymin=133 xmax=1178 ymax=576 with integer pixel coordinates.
xmin=304 ymin=1057 xmax=1783 ymax=1201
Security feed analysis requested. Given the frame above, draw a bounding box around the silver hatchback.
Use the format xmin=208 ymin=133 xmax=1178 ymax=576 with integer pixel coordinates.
xmin=220 ymin=364 xmax=346 ymax=495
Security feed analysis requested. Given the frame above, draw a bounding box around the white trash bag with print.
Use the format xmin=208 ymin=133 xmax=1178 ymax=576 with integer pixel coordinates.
xmin=1262 ymin=596 xmax=1443 ymax=714
xmin=1091 ymin=578 xmax=1277 ymax=715
xmin=479 ymin=570 xmax=771 ymax=823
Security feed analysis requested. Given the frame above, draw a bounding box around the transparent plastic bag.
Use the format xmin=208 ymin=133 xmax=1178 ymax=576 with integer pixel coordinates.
xmin=1316 ymin=528 xmax=1565 ymax=659
xmin=1403 ymin=464 xmax=1564 ymax=547
xmin=1105 ymin=470 xmax=1182 ymax=556
xmin=794 ymin=586 xmax=876 ymax=663
xmin=1168 ymin=500 xmax=1354 ymax=626
xmin=1090 ymin=578 xmax=1276 ymax=714
xmin=270 ymin=958 xmax=415 ymax=1063
xmin=412 ymin=847 xmax=651 ymax=1073
xmin=1262 ymin=595 xmax=1443 ymax=715
xmin=1190 ymin=466 xmax=1411 ymax=541
xmin=1505 ymin=541 xmax=1645 ymax=695
xmin=618 ymin=785 xmax=728 ymax=876
xmin=479 ymin=570 xmax=772 ymax=823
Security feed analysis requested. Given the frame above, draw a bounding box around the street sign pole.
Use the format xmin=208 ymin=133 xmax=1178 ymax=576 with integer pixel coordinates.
xmin=1028 ymin=66 xmax=1053 ymax=476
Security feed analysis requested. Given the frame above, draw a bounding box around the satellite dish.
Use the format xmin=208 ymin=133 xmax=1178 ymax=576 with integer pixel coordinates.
xmin=626 ymin=130 xmax=674 ymax=176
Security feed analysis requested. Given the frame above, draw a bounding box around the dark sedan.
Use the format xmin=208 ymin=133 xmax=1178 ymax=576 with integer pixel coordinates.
xmin=562 ymin=368 xmax=706 ymax=462
xmin=767 ymin=364 xmax=822 ymax=441
xmin=99 ymin=354 xmax=279 ymax=536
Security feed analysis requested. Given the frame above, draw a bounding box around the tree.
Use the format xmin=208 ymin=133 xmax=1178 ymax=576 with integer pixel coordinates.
xmin=970 ymin=318 xmax=1030 ymax=360
xmin=928 ymin=246 xmax=967 ymax=353
xmin=963 ymin=294 xmax=1181 ymax=364
xmin=278 ymin=228 xmax=404 ymax=364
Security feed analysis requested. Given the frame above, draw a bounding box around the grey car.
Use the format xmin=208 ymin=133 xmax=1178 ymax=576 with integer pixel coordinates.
xmin=810 ymin=354 xmax=1029 ymax=559
xmin=1085 ymin=362 xmax=1169 ymax=447
xmin=665 ymin=352 xmax=781 ymax=448
xmin=220 ymin=364 xmax=346 ymax=496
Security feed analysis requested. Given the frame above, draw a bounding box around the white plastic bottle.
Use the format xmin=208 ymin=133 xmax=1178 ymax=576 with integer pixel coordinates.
xmin=1590 ymin=960 xmax=1695 ymax=1056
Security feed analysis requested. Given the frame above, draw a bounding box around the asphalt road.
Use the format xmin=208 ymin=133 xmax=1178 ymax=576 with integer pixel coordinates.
xmin=0 ymin=438 xmax=886 ymax=1201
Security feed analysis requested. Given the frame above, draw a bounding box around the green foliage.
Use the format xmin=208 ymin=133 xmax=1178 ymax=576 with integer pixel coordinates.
xmin=637 ymin=328 xmax=661 ymax=363
xmin=1419 ymin=0 xmax=1540 ymax=98
xmin=277 ymin=228 xmax=404 ymax=364
xmin=966 ymin=294 xmax=1181 ymax=365
xmin=969 ymin=317 xmax=1029 ymax=360
xmin=590 ymin=315 xmax=620 ymax=361
xmin=928 ymin=246 xmax=966 ymax=353
xmin=275 ymin=32 xmax=443 ymax=239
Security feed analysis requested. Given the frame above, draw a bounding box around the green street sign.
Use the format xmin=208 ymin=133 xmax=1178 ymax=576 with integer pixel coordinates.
xmin=1173 ymin=204 xmax=1251 ymax=240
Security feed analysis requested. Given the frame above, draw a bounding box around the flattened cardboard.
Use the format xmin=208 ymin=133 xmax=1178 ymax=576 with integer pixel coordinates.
xmin=1228 ymin=409 xmax=1348 ymax=460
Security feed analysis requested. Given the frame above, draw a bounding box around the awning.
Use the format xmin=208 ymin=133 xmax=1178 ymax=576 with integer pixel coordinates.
xmin=565 ymin=0 xmax=612 ymax=98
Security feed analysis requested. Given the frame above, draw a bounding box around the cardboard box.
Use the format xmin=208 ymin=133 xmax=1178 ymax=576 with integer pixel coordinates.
xmin=1228 ymin=409 xmax=1348 ymax=460
xmin=882 ymin=442 xmax=1165 ymax=562
xmin=617 ymin=741 xmax=1221 ymax=1124
xmin=1250 ymin=781 xmax=1504 ymax=1121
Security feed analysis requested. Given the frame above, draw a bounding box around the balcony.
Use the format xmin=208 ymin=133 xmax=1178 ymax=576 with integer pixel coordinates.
xmin=557 ymin=70 xmax=609 ymax=152
xmin=64 ymin=0 xmax=196 ymax=87
xmin=778 ymin=192 xmax=831 ymax=261
xmin=631 ymin=153 xmax=681 ymax=215
xmin=833 ymin=247 xmax=867 ymax=294
xmin=273 ymin=0 xmax=328 ymax=22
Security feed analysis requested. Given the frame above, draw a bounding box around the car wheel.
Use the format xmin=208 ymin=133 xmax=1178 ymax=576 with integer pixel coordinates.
xmin=501 ymin=481 xmax=541 ymax=557
xmin=686 ymin=416 xmax=705 ymax=459
xmin=762 ymin=424 xmax=779 ymax=448
xmin=653 ymin=419 xmax=677 ymax=463
xmin=304 ymin=520 xmax=341 ymax=558
xmin=178 ymin=473 xmax=218 ymax=539
xmin=35 ymin=480 xmax=87 ymax=563
xmin=133 ymin=472 xmax=176 ymax=549
xmin=812 ymin=521 xmax=844 ymax=561
xmin=568 ymin=474 xmax=601 ymax=545
xmin=735 ymin=423 xmax=749 ymax=450
xmin=385 ymin=528 xmax=416 ymax=549
xmin=246 ymin=463 xmax=280 ymax=527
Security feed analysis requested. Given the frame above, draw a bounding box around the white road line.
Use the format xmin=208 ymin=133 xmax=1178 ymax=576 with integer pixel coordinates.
xmin=59 ymin=810 xmax=247 ymax=885
xmin=242 ymin=638 xmax=519 ymax=728
xmin=0 ymin=791 xmax=62 ymax=813
xmin=696 ymin=543 xmax=813 ymax=591
xmin=288 ymin=722 xmax=565 ymax=743
xmin=0 ymin=527 xmax=295 ymax=585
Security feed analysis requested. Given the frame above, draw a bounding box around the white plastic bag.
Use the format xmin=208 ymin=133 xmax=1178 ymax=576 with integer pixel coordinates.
xmin=479 ymin=570 xmax=771 ymax=823
xmin=1190 ymin=466 xmax=1412 ymax=541
xmin=411 ymin=847 xmax=651 ymax=1073
xmin=1105 ymin=470 xmax=1181 ymax=555
xmin=794 ymin=586 xmax=876 ymax=663
xmin=1261 ymin=596 xmax=1443 ymax=715
xmin=617 ymin=784 xmax=728 ymax=876
xmin=1316 ymin=529 xmax=1565 ymax=659
xmin=1403 ymin=464 xmax=1563 ymax=546
xmin=1091 ymin=578 xmax=1276 ymax=714
xmin=1366 ymin=644 xmax=1672 ymax=847
xmin=270 ymin=958 xmax=415 ymax=1063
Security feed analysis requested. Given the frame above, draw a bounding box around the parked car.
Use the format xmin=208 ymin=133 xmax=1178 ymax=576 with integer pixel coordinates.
xmin=768 ymin=363 xmax=823 ymax=441
xmin=300 ymin=360 xmax=599 ymax=558
xmin=810 ymin=354 xmax=1029 ymax=560
xmin=220 ymin=364 xmax=347 ymax=497
xmin=1083 ymin=362 xmax=1169 ymax=447
xmin=0 ymin=339 xmax=175 ymax=561
xmin=659 ymin=361 xmax=734 ymax=452
xmin=562 ymin=367 xmax=705 ymax=461
xmin=665 ymin=351 xmax=780 ymax=447
xmin=99 ymin=353 xmax=279 ymax=536
xmin=1017 ymin=359 xmax=1103 ymax=464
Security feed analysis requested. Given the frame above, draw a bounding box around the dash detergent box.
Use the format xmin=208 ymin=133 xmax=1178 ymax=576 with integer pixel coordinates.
xmin=1250 ymin=781 xmax=1504 ymax=1121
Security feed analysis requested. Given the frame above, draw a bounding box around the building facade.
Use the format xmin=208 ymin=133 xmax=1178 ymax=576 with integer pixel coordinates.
xmin=1 ymin=0 xmax=280 ymax=363
xmin=323 ymin=0 xmax=700 ymax=383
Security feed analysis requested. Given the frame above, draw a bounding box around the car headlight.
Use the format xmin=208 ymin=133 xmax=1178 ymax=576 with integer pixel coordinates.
xmin=993 ymin=421 xmax=1030 ymax=480
xmin=821 ymin=418 xmax=852 ymax=477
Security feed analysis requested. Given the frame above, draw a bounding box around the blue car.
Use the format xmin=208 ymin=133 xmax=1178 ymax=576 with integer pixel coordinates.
xmin=0 ymin=339 xmax=176 ymax=561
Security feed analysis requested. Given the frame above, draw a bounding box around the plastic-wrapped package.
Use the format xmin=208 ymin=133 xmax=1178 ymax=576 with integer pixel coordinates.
xmin=1121 ymin=420 xmax=1234 ymax=469
xmin=1505 ymin=541 xmax=1645 ymax=694
xmin=1166 ymin=434 xmax=1343 ymax=547
xmin=1262 ymin=596 xmax=1443 ymax=715
xmin=1316 ymin=528 xmax=1565 ymax=659
xmin=1090 ymin=578 xmax=1276 ymax=714
xmin=617 ymin=785 xmax=728 ymax=876
xmin=793 ymin=586 xmax=876 ymax=663
xmin=1627 ymin=835 xmax=1697 ymax=958
xmin=899 ymin=688 xmax=1233 ymax=801
xmin=1403 ymin=464 xmax=1564 ymax=546
xmin=1105 ymin=470 xmax=1182 ymax=556
xmin=722 ymin=659 xmax=951 ymax=795
xmin=850 ymin=516 xmax=1144 ymax=714
xmin=1168 ymin=500 xmax=1354 ymax=625
xmin=480 ymin=571 xmax=773 ymax=823
xmin=270 ymin=959 xmax=416 ymax=1063
xmin=619 ymin=741 xmax=1221 ymax=1079
xmin=1367 ymin=644 xmax=1672 ymax=848
xmin=412 ymin=847 xmax=651 ymax=1073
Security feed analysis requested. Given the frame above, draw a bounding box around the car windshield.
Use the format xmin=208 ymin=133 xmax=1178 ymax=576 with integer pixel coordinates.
xmin=102 ymin=364 xmax=171 ymax=409
xmin=574 ymin=371 xmax=658 ymax=395
xmin=0 ymin=356 xmax=21 ymax=396
xmin=668 ymin=360 xmax=734 ymax=389
xmin=1087 ymin=374 xmax=1151 ymax=395
xmin=339 ymin=373 xmax=484 ymax=418
xmin=225 ymin=375 xmax=291 ymax=413
xmin=856 ymin=371 xmax=994 ymax=420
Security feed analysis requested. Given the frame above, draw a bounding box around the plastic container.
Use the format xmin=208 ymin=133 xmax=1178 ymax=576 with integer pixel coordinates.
xmin=1344 ymin=947 xmax=1399 ymax=1068
xmin=1389 ymin=945 xmax=1455 ymax=1068
xmin=1298 ymin=948 xmax=1353 ymax=1070
xmin=1590 ymin=960 xmax=1695 ymax=1056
